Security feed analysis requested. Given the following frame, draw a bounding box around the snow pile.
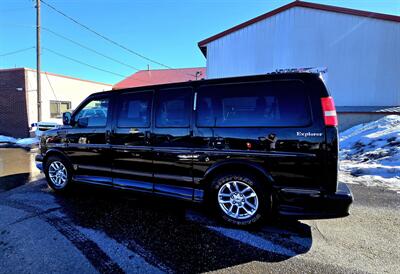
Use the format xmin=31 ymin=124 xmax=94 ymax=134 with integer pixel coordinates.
xmin=0 ymin=135 xmax=18 ymax=143
xmin=0 ymin=135 xmax=39 ymax=148
xmin=16 ymin=137 xmax=40 ymax=147
xmin=339 ymin=115 xmax=400 ymax=193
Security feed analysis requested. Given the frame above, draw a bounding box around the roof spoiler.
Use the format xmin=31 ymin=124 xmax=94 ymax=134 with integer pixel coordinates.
xmin=269 ymin=67 xmax=328 ymax=83
xmin=272 ymin=66 xmax=327 ymax=74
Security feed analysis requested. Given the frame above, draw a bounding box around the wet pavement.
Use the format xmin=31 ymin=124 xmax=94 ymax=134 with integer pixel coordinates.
xmin=0 ymin=148 xmax=42 ymax=192
xmin=0 ymin=148 xmax=399 ymax=273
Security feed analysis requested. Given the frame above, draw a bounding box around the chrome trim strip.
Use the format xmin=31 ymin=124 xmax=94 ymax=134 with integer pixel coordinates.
xmin=68 ymin=144 xmax=110 ymax=149
xmin=195 ymin=149 xmax=316 ymax=158
xmin=77 ymin=165 xmax=112 ymax=172
xmin=281 ymin=188 xmax=321 ymax=196
xmin=111 ymin=145 xmax=152 ymax=151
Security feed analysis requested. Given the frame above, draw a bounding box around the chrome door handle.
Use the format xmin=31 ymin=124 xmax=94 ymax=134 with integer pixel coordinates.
xmin=129 ymin=128 xmax=140 ymax=134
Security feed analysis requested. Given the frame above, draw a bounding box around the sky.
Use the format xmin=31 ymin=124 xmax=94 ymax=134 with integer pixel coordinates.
xmin=0 ymin=0 xmax=399 ymax=85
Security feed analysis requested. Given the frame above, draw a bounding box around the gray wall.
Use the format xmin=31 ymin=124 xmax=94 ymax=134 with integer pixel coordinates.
xmin=337 ymin=112 xmax=397 ymax=131
xmin=204 ymin=6 xmax=400 ymax=107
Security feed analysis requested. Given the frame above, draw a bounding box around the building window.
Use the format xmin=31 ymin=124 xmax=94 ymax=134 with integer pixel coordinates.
xmin=50 ymin=101 xmax=71 ymax=118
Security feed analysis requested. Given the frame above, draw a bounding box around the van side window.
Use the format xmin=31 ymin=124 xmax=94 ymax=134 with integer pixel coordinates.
xmin=155 ymin=88 xmax=192 ymax=128
xmin=197 ymin=81 xmax=311 ymax=127
xmin=117 ymin=92 xmax=152 ymax=128
xmin=74 ymin=97 xmax=109 ymax=127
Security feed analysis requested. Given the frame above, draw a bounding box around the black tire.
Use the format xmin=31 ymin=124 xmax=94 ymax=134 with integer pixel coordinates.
xmin=210 ymin=172 xmax=271 ymax=226
xmin=44 ymin=155 xmax=73 ymax=192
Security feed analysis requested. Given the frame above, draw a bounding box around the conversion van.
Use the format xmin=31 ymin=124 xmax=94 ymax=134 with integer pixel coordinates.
xmin=35 ymin=72 xmax=353 ymax=226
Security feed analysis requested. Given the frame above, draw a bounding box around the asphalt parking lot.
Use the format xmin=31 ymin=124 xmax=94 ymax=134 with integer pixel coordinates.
xmin=0 ymin=148 xmax=399 ymax=273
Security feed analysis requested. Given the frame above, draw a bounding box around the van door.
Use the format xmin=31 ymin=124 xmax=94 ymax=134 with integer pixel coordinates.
xmin=152 ymin=87 xmax=194 ymax=200
xmin=65 ymin=94 xmax=112 ymax=185
xmin=110 ymin=90 xmax=154 ymax=192
xmin=193 ymin=80 xmax=325 ymax=191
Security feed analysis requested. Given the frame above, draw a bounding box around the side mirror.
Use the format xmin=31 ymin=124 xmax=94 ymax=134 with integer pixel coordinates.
xmin=62 ymin=112 xmax=72 ymax=125
xmin=77 ymin=117 xmax=89 ymax=128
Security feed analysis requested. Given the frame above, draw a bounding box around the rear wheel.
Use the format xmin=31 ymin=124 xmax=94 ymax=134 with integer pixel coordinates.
xmin=211 ymin=173 xmax=270 ymax=226
xmin=44 ymin=155 xmax=73 ymax=192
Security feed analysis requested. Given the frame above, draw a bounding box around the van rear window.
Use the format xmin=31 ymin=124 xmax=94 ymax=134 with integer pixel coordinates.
xmin=196 ymin=81 xmax=311 ymax=127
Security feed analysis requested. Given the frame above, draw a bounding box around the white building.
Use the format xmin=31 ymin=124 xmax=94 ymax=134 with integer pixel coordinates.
xmin=0 ymin=68 xmax=112 ymax=137
xmin=198 ymin=1 xmax=400 ymax=130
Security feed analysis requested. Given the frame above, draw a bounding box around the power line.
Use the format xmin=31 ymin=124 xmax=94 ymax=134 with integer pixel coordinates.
xmin=43 ymin=47 xmax=127 ymax=78
xmin=0 ymin=46 xmax=35 ymax=57
xmin=40 ymin=0 xmax=174 ymax=70
xmin=0 ymin=30 xmax=149 ymax=84
xmin=43 ymin=27 xmax=142 ymax=71
xmin=2 ymin=6 xmax=202 ymax=81
xmin=44 ymin=72 xmax=58 ymax=101
xmin=43 ymin=29 xmax=154 ymax=85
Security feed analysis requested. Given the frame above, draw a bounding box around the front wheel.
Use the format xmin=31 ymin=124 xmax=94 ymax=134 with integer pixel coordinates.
xmin=44 ymin=155 xmax=73 ymax=192
xmin=211 ymin=173 xmax=271 ymax=226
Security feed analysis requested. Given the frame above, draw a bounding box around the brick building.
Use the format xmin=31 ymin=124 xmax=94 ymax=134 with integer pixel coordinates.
xmin=0 ymin=68 xmax=112 ymax=138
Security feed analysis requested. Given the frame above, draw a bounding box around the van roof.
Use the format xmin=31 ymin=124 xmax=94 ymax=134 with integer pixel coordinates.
xmin=94 ymin=72 xmax=322 ymax=97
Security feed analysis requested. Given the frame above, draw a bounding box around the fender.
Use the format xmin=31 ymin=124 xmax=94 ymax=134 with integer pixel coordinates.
xmin=42 ymin=148 xmax=72 ymax=167
xmin=203 ymin=159 xmax=275 ymax=186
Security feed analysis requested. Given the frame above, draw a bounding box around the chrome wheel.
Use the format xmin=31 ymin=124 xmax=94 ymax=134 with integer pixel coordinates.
xmin=48 ymin=161 xmax=68 ymax=188
xmin=218 ymin=181 xmax=259 ymax=220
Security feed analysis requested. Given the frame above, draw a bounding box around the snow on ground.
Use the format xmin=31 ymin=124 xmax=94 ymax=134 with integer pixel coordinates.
xmin=0 ymin=135 xmax=39 ymax=148
xmin=339 ymin=115 xmax=400 ymax=193
xmin=16 ymin=137 xmax=39 ymax=146
xmin=0 ymin=135 xmax=18 ymax=144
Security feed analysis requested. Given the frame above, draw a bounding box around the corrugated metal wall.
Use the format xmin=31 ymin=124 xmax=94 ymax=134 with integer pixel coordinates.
xmin=205 ymin=7 xmax=400 ymax=107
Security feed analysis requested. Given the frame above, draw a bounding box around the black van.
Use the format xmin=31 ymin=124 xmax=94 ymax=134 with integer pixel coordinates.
xmin=35 ymin=72 xmax=352 ymax=226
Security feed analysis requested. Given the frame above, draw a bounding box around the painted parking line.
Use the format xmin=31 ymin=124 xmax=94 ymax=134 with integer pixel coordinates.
xmin=207 ymin=226 xmax=297 ymax=257
xmin=77 ymin=226 xmax=166 ymax=274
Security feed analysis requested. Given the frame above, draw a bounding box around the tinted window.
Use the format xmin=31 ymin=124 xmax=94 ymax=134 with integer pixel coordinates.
xmin=197 ymin=81 xmax=311 ymax=127
xmin=117 ymin=92 xmax=152 ymax=128
xmin=74 ymin=97 xmax=109 ymax=127
xmin=155 ymin=88 xmax=192 ymax=127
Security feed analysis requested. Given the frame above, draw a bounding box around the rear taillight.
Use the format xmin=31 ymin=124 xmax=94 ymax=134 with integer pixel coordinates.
xmin=321 ymin=96 xmax=338 ymax=126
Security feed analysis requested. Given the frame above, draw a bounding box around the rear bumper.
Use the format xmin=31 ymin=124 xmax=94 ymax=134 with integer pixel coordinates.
xmin=276 ymin=182 xmax=353 ymax=219
xmin=35 ymin=154 xmax=43 ymax=171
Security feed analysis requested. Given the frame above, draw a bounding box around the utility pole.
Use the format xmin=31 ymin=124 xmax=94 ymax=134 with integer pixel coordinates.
xmin=36 ymin=0 xmax=42 ymax=122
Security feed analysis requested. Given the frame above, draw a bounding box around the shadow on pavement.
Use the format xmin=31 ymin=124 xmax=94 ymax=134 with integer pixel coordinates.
xmin=0 ymin=173 xmax=31 ymax=193
xmin=53 ymin=184 xmax=313 ymax=273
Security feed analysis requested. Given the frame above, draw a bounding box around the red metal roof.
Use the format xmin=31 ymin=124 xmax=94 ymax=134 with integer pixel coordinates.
xmin=113 ymin=67 xmax=206 ymax=89
xmin=198 ymin=0 xmax=400 ymax=55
